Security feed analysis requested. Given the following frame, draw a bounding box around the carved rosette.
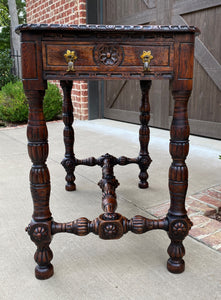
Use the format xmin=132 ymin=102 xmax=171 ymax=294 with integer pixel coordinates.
xmin=168 ymin=218 xmax=193 ymax=241
xmin=26 ymin=222 xmax=51 ymax=244
xmin=26 ymin=220 xmax=54 ymax=279
xmin=93 ymin=44 xmax=124 ymax=66
xmin=138 ymin=156 xmax=152 ymax=170
xmin=61 ymin=157 xmax=75 ymax=174
xmin=104 ymin=224 xmax=117 ymax=235
xmin=61 ymin=157 xmax=76 ymax=191
xmin=167 ymin=217 xmax=193 ymax=273
xmin=98 ymin=214 xmax=124 ymax=240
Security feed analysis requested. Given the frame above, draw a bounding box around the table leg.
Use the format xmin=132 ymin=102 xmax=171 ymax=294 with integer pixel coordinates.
xmin=60 ymin=80 xmax=76 ymax=191
xmin=167 ymin=89 xmax=193 ymax=274
xmin=25 ymin=88 xmax=54 ymax=280
xmin=138 ymin=80 xmax=152 ymax=188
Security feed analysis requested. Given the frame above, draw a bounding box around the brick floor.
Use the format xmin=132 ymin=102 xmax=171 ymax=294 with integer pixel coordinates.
xmin=147 ymin=184 xmax=221 ymax=253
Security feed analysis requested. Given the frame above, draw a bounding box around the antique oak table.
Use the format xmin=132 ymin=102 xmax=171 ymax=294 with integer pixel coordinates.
xmin=16 ymin=24 xmax=199 ymax=279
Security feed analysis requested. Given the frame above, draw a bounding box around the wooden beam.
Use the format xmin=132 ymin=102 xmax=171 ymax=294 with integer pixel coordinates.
xmin=104 ymin=108 xmax=140 ymax=124
xmin=109 ymin=81 xmax=127 ymax=109
xmin=143 ymin=0 xmax=156 ymax=9
xmin=115 ymin=8 xmax=156 ymax=25
xmin=172 ymin=15 xmax=221 ymax=90
xmin=157 ymin=0 xmax=174 ymax=24
xmin=173 ymin=0 xmax=221 ymax=15
xmin=195 ymin=38 xmax=221 ymax=91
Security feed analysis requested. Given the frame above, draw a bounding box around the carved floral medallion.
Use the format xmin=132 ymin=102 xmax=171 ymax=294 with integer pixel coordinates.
xmin=26 ymin=223 xmax=50 ymax=243
xmin=169 ymin=219 xmax=192 ymax=240
xmin=104 ymin=224 xmax=117 ymax=235
xmin=93 ymin=44 xmax=124 ymax=66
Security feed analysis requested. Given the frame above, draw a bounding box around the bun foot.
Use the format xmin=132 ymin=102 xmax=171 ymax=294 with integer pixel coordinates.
xmin=138 ymin=181 xmax=149 ymax=189
xmin=167 ymin=258 xmax=185 ymax=274
xmin=65 ymin=183 xmax=76 ymax=191
xmin=35 ymin=263 xmax=54 ymax=280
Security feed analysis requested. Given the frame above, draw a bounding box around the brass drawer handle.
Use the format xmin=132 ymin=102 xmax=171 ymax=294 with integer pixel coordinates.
xmin=64 ymin=50 xmax=77 ymax=72
xmin=140 ymin=50 xmax=153 ymax=71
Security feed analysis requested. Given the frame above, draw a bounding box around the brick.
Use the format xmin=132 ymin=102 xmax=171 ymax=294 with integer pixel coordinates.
xmin=81 ymin=90 xmax=88 ymax=96
xmin=79 ymin=18 xmax=86 ymax=23
xmin=206 ymin=188 xmax=221 ymax=200
xmin=187 ymin=207 xmax=200 ymax=216
xmin=191 ymin=193 xmax=221 ymax=209
xmin=64 ymin=3 xmax=70 ymax=10
xmin=190 ymin=215 xmax=210 ymax=227
xmin=81 ymin=99 xmax=88 ymax=104
xmin=74 ymin=103 xmax=81 ymax=109
xmin=81 ymin=103 xmax=88 ymax=109
xmin=186 ymin=197 xmax=216 ymax=213
xmin=80 ymin=11 xmax=87 ymax=19
xmin=189 ymin=219 xmax=221 ymax=239
xmin=79 ymin=3 xmax=86 ymax=9
xmin=72 ymin=90 xmax=80 ymax=96
xmin=200 ymin=231 xmax=221 ymax=248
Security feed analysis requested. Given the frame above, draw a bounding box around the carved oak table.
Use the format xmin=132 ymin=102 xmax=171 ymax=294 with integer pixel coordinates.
xmin=16 ymin=24 xmax=199 ymax=279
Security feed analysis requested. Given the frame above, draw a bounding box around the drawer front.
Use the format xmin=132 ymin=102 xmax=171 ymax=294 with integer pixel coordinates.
xmin=42 ymin=41 xmax=174 ymax=79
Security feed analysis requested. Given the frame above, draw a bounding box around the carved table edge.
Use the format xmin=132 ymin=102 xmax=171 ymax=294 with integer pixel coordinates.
xmin=15 ymin=24 xmax=200 ymax=35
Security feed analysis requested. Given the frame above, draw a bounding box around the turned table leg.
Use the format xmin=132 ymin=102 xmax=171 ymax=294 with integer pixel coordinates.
xmin=167 ymin=90 xmax=193 ymax=274
xmin=60 ymin=80 xmax=76 ymax=191
xmin=138 ymin=80 xmax=152 ymax=188
xmin=25 ymin=89 xmax=54 ymax=280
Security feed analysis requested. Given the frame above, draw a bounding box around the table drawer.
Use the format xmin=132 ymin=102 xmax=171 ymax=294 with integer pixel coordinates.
xmin=42 ymin=41 xmax=174 ymax=78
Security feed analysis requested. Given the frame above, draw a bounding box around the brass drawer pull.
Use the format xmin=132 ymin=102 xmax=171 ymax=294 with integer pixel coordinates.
xmin=140 ymin=50 xmax=153 ymax=71
xmin=64 ymin=50 xmax=77 ymax=72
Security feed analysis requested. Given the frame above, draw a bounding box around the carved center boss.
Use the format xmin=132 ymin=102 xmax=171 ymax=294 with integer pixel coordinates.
xmin=16 ymin=24 xmax=200 ymax=280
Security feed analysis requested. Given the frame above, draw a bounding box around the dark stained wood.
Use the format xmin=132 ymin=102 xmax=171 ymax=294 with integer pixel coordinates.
xmin=98 ymin=154 xmax=119 ymax=219
xmin=25 ymin=88 xmax=54 ymax=280
xmin=60 ymin=80 xmax=76 ymax=191
xmin=167 ymin=90 xmax=193 ymax=273
xmin=52 ymin=215 xmax=168 ymax=237
xmin=138 ymin=80 xmax=152 ymax=188
xmin=21 ymin=43 xmax=37 ymax=79
xmin=18 ymin=24 xmax=198 ymax=279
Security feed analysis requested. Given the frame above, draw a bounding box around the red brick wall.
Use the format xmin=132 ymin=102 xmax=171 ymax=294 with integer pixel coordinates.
xmin=26 ymin=0 xmax=88 ymax=120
